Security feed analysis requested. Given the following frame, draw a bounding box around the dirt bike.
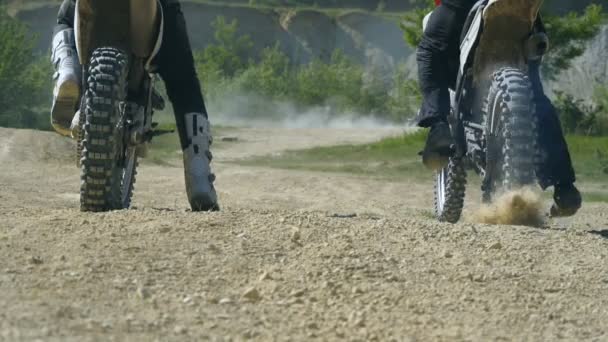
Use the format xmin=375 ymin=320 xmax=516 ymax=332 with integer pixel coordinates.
xmin=74 ymin=0 xmax=169 ymax=212
xmin=430 ymin=0 xmax=550 ymax=223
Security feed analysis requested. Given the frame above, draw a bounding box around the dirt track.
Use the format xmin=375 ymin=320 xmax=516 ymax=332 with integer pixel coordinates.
xmin=1 ymin=126 xmax=607 ymax=341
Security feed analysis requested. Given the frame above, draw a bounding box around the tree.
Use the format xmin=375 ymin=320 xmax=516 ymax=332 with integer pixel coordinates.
xmin=238 ymin=44 xmax=292 ymax=98
xmin=400 ymin=0 xmax=433 ymax=47
xmin=542 ymin=4 xmax=605 ymax=77
xmin=197 ymin=17 xmax=254 ymax=78
xmin=0 ymin=9 xmax=52 ymax=129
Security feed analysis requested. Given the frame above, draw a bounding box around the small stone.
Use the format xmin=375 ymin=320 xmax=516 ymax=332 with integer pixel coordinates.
xmin=473 ymin=274 xmax=486 ymax=282
xmin=219 ymin=297 xmax=232 ymax=305
xmin=137 ymin=286 xmax=150 ymax=300
xmin=544 ymin=288 xmax=562 ymax=293
xmin=385 ymin=257 xmax=398 ymax=264
xmin=159 ymin=227 xmax=171 ymax=233
xmin=291 ymin=289 xmax=306 ymax=298
xmin=290 ymin=227 xmax=301 ymax=243
xmin=290 ymin=298 xmax=305 ymax=305
xmin=183 ymin=296 xmax=193 ymax=304
xmin=29 ymin=256 xmax=43 ymax=265
xmin=386 ymin=274 xmax=399 ymax=282
xmin=221 ymin=136 xmax=239 ymax=142
xmin=352 ymin=287 xmax=364 ymax=294
xmin=242 ymin=287 xmax=262 ymax=302
xmin=443 ymin=250 xmax=453 ymax=258
xmin=460 ymin=294 xmax=474 ymax=302
xmin=307 ymin=322 xmax=319 ymax=330
xmin=208 ymin=244 xmax=221 ymax=254
xmin=174 ymin=325 xmax=187 ymax=334
xmin=259 ymin=271 xmax=272 ymax=281
xmin=330 ymin=213 xmax=357 ymax=218
xmin=349 ymin=311 xmax=365 ymax=327
xmin=488 ymin=242 xmax=503 ymax=250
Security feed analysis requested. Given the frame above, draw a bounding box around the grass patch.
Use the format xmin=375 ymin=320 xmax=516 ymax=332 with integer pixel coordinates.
xmin=566 ymin=135 xmax=608 ymax=182
xmin=583 ymin=191 xmax=608 ymax=203
xmin=238 ymin=132 xmax=608 ymax=186
xmin=239 ymin=129 xmax=428 ymax=180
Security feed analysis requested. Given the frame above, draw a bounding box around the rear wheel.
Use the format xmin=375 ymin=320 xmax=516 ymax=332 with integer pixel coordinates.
xmin=79 ymin=48 xmax=137 ymax=212
xmin=482 ymin=67 xmax=538 ymax=200
xmin=435 ymin=157 xmax=467 ymax=223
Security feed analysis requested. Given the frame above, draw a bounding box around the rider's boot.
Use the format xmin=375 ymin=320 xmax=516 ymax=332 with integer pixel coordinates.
xmin=51 ymin=28 xmax=81 ymax=137
xmin=421 ymin=119 xmax=455 ymax=171
xmin=182 ymin=113 xmax=219 ymax=212
xmin=550 ymin=183 xmax=582 ymax=217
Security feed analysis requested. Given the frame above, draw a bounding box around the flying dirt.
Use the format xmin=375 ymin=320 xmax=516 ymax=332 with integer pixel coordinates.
xmin=472 ymin=188 xmax=545 ymax=227
xmin=1 ymin=126 xmax=607 ymax=341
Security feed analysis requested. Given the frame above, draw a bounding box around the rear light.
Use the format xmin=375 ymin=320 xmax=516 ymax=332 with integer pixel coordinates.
xmin=435 ymin=0 xmax=441 ymax=6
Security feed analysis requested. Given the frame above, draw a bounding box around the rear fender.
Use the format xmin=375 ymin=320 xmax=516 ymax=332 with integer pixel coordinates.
xmin=472 ymin=0 xmax=544 ymax=83
xmin=75 ymin=0 xmax=161 ymax=66
xmin=75 ymin=0 xmax=131 ymax=65
xmin=131 ymin=0 xmax=162 ymax=64
xmin=459 ymin=2 xmax=485 ymax=76
xmin=145 ymin=1 xmax=164 ymax=72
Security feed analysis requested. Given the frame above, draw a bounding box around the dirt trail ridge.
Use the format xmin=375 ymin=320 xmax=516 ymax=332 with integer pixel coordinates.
xmin=0 ymin=126 xmax=607 ymax=341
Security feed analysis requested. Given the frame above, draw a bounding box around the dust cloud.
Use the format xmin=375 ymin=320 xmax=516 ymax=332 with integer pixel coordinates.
xmin=471 ymin=187 xmax=545 ymax=227
xmin=207 ymin=93 xmax=403 ymax=129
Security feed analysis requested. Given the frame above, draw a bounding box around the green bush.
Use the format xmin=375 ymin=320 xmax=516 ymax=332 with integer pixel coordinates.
xmin=592 ymin=85 xmax=608 ymax=135
xmin=554 ymin=90 xmax=608 ymax=136
xmin=238 ymin=44 xmax=292 ymax=99
xmin=294 ymin=50 xmax=365 ymax=110
xmin=400 ymin=0 xmax=433 ymax=47
xmin=196 ymin=17 xmax=421 ymax=123
xmin=195 ymin=16 xmax=253 ymax=79
xmin=387 ymin=64 xmax=421 ymax=122
xmin=0 ymin=10 xmax=52 ymax=129
xmin=594 ymin=85 xmax=608 ymax=113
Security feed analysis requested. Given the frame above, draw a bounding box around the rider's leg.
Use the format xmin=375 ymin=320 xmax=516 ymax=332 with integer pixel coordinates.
xmin=51 ymin=0 xmax=81 ymax=137
xmin=416 ymin=2 xmax=472 ymax=170
xmin=156 ymin=0 xmax=218 ymax=211
xmin=529 ymin=62 xmax=582 ymax=216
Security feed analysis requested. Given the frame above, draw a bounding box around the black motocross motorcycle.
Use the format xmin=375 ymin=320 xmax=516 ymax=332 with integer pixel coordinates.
xmin=431 ymin=0 xmax=550 ymax=222
xmin=74 ymin=0 xmax=168 ymax=212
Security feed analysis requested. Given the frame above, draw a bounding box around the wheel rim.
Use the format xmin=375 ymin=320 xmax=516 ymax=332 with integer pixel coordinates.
xmin=485 ymin=88 xmax=506 ymax=195
xmin=489 ymin=89 xmax=504 ymax=135
xmin=436 ymin=167 xmax=447 ymax=214
xmin=121 ymin=146 xmax=137 ymax=207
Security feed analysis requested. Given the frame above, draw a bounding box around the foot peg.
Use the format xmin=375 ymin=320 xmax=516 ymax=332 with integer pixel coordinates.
xmin=421 ymin=145 xmax=455 ymax=170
